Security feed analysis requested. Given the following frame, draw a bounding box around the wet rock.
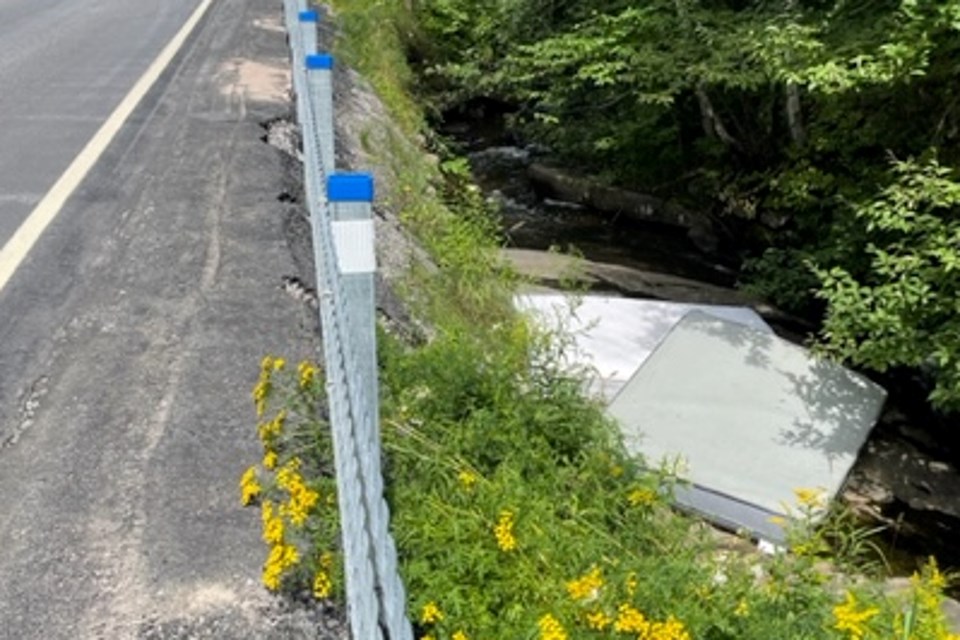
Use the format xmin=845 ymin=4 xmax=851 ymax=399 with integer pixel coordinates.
xmin=844 ymin=428 xmax=960 ymax=574
xmin=527 ymin=163 xmax=718 ymax=252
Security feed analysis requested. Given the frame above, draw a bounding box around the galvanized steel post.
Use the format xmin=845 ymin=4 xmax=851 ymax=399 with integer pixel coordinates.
xmin=281 ymin=1 xmax=414 ymax=636
xmin=307 ymin=54 xmax=335 ymax=176
xmin=297 ymin=10 xmax=318 ymax=58
xmin=327 ymin=173 xmax=378 ymax=452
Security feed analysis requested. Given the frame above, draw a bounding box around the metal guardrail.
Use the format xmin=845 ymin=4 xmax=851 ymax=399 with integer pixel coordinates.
xmin=282 ymin=3 xmax=413 ymax=638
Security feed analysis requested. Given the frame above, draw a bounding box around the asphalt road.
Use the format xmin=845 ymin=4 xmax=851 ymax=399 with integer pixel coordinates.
xmin=0 ymin=0 xmax=338 ymax=636
xmin=0 ymin=0 xmax=201 ymax=244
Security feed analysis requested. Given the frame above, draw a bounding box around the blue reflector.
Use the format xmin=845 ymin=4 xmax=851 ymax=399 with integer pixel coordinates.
xmin=306 ymin=53 xmax=334 ymax=70
xmin=328 ymin=174 xmax=375 ymax=202
xmin=298 ymin=10 xmax=318 ymax=22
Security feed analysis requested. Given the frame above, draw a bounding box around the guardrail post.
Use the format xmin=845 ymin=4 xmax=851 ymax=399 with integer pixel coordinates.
xmin=297 ymin=9 xmax=318 ymax=57
xmin=307 ymin=54 xmax=335 ymax=176
xmin=281 ymin=2 xmax=413 ymax=635
xmin=327 ymin=173 xmax=378 ymax=451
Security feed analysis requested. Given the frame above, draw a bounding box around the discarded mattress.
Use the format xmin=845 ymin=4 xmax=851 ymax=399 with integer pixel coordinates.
xmin=607 ymin=312 xmax=887 ymax=542
xmin=516 ymin=294 xmax=772 ymax=400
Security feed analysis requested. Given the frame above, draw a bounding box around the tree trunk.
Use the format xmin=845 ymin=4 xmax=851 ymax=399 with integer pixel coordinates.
xmin=785 ymin=82 xmax=806 ymax=146
xmin=783 ymin=0 xmax=806 ymax=146
xmin=695 ymin=83 xmax=742 ymax=151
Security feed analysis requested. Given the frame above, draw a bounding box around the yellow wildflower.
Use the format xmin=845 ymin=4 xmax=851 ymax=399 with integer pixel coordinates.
xmin=420 ymin=601 xmax=444 ymax=624
xmin=566 ymin=566 xmax=604 ymax=601
xmin=734 ymin=599 xmax=749 ymax=617
xmin=276 ymin=457 xmax=302 ymax=490
xmin=240 ymin=466 xmax=261 ymax=506
xmin=626 ymin=572 xmax=638 ymax=597
xmin=648 ymin=616 xmax=692 ymax=640
xmin=493 ymin=510 xmax=517 ymax=552
xmin=263 ymin=450 xmax=278 ymax=470
xmin=312 ymin=570 xmax=333 ymax=599
xmin=298 ymin=360 xmax=317 ymax=389
xmin=273 ymin=357 xmax=286 ymax=371
xmin=257 ymin=410 xmax=286 ymax=444
xmin=833 ymin=591 xmax=879 ymax=640
xmin=628 ymin=487 xmax=657 ymax=507
xmin=610 ymin=464 xmax=624 ymax=477
xmin=585 ymin=610 xmax=612 ymax=631
xmin=278 ymin=464 xmax=319 ymax=527
xmin=794 ymin=487 xmax=825 ymax=508
xmin=262 ymin=501 xmax=284 ymax=544
xmin=252 ymin=378 xmax=270 ymax=417
xmin=924 ymin=557 xmax=948 ymax=591
xmin=252 ymin=359 xmax=276 ymax=417
xmin=614 ymin=603 xmax=649 ymax=634
xmin=538 ymin=613 xmax=568 ymax=640
xmin=262 ymin=542 xmax=299 ymax=591
xmin=420 ymin=636 xmax=436 ymax=640
xmin=319 ymin=551 xmax=334 ymax=569
xmin=452 ymin=631 xmax=468 ymax=640
xmin=457 ymin=469 xmax=479 ymax=490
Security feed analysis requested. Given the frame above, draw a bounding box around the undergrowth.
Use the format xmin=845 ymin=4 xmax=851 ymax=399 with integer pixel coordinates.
xmin=239 ymin=2 xmax=960 ymax=638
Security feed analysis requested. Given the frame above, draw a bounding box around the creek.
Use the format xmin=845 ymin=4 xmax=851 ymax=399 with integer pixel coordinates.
xmin=440 ymin=107 xmax=960 ymax=592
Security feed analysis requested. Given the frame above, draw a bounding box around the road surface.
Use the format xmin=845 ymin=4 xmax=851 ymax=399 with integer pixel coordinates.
xmin=0 ymin=0 xmax=200 ymax=244
xmin=0 ymin=0 xmax=337 ymax=636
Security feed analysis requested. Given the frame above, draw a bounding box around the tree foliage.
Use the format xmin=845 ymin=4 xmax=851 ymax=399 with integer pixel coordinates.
xmin=405 ymin=0 xmax=960 ymax=410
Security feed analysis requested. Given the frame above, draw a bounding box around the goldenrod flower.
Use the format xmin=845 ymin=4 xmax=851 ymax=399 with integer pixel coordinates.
xmin=922 ymin=557 xmax=947 ymax=591
xmin=262 ymin=542 xmax=299 ymax=591
xmin=833 ymin=591 xmax=878 ymax=639
xmin=252 ymin=378 xmax=271 ymax=417
xmin=493 ymin=510 xmax=517 ymax=552
xmin=648 ymin=616 xmax=691 ymax=640
xmin=312 ymin=570 xmax=333 ymax=599
xmin=793 ymin=487 xmax=825 ymax=508
xmin=298 ymin=360 xmax=317 ymax=390
xmin=263 ymin=450 xmax=278 ymax=470
xmin=276 ymin=457 xmax=302 ymax=490
xmin=537 ymin=613 xmax=568 ymax=640
xmin=276 ymin=461 xmax=319 ymax=527
xmin=585 ymin=610 xmax=612 ymax=631
xmin=566 ymin=566 xmax=604 ymax=601
xmin=628 ymin=487 xmax=657 ymax=507
xmin=734 ymin=599 xmax=750 ymax=617
xmin=239 ymin=466 xmax=260 ymax=506
xmin=261 ymin=500 xmax=284 ymax=545
xmin=257 ymin=410 xmax=286 ymax=445
xmin=457 ymin=469 xmax=478 ymax=490
xmin=420 ymin=601 xmax=443 ymax=624
xmin=614 ymin=603 xmax=649 ymax=634
xmin=252 ymin=359 xmax=276 ymax=417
